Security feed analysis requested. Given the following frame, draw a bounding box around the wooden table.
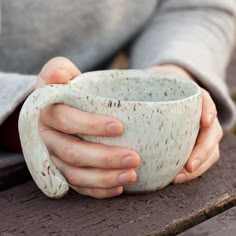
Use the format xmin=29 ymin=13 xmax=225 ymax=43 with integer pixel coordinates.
xmin=0 ymin=134 xmax=235 ymax=235
xmin=180 ymin=206 xmax=236 ymax=236
xmin=0 ymin=53 xmax=236 ymax=235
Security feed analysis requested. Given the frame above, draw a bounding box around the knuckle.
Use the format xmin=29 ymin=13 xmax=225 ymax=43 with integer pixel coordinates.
xmin=100 ymin=173 xmax=114 ymax=188
xmin=58 ymin=115 xmax=70 ymax=133
xmin=103 ymin=155 xmax=113 ymax=168
xmin=66 ymin=170 xmax=79 ymax=186
xmin=69 ymin=151 xmax=80 ymax=166
xmin=61 ymin=143 xmax=72 ymax=159
xmin=61 ymin=143 xmax=79 ymax=166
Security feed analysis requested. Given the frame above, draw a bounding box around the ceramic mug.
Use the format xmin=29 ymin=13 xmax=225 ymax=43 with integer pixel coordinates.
xmin=18 ymin=70 xmax=202 ymax=198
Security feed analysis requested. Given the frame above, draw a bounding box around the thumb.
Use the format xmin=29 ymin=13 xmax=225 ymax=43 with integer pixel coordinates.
xmin=36 ymin=57 xmax=81 ymax=88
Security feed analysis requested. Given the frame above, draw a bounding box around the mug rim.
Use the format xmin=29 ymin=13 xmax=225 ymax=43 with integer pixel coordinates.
xmin=69 ymin=69 xmax=202 ymax=105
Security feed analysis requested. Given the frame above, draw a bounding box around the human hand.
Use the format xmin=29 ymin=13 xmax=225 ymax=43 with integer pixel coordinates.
xmin=36 ymin=57 xmax=140 ymax=198
xmin=147 ymin=65 xmax=223 ymax=183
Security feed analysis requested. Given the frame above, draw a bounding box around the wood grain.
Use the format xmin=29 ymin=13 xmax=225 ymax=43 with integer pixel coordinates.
xmin=0 ymin=134 xmax=235 ymax=236
xmin=179 ymin=207 xmax=236 ymax=236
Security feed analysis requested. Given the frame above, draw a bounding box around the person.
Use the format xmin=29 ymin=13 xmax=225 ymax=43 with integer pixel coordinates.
xmin=0 ymin=0 xmax=235 ymax=199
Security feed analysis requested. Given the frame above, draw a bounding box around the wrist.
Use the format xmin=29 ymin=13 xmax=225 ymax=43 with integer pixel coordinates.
xmin=147 ymin=64 xmax=196 ymax=82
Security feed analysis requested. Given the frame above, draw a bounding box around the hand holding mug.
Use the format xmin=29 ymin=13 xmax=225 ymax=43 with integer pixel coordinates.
xmin=19 ymin=57 xmax=203 ymax=199
xmin=148 ymin=65 xmax=223 ymax=184
xmin=34 ymin=57 xmax=140 ymax=199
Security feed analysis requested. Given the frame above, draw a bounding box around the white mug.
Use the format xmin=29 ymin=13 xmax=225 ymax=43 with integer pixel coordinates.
xmin=18 ymin=70 xmax=202 ymax=198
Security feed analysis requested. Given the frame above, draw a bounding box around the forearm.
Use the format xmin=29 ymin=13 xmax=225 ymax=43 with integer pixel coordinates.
xmin=129 ymin=0 xmax=236 ymax=130
xmin=0 ymin=72 xmax=36 ymax=125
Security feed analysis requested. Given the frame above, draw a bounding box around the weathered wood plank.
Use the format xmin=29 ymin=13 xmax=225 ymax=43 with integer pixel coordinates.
xmin=179 ymin=207 xmax=236 ymax=236
xmin=0 ymin=134 xmax=235 ymax=236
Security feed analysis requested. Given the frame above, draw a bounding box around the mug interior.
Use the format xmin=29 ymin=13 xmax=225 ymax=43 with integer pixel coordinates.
xmin=74 ymin=70 xmax=200 ymax=102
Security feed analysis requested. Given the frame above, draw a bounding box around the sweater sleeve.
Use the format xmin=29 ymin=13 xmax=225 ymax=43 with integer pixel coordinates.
xmin=129 ymin=0 xmax=236 ymax=130
xmin=0 ymin=72 xmax=36 ymax=126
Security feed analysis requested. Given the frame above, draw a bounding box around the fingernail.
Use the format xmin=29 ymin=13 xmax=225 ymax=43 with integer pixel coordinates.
xmin=119 ymin=172 xmax=135 ymax=185
xmin=106 ymin=122 xmax=122 ymax=135
xmin=191 ymin=159 xmax=201 ymax=172
xmin=174 ymin=173 xmax=186 ymax=184
xmin=122 ymin=156 xmax=136 ymax=168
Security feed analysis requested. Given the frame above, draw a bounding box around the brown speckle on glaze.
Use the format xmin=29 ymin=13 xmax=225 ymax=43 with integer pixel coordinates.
xmin=108 ymin=100 xmax=112 ymax=108
xmin=178 ymin=144 xmax=182 ymax=150
xmin=47 ymin=166 xmax=50 ymax=176
xmin=118 ymin=100 xmax=121 ymax=107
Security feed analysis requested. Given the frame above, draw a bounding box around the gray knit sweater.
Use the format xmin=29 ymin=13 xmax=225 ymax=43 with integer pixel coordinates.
xmin=0 ymin=0 xmax=236 ymax=130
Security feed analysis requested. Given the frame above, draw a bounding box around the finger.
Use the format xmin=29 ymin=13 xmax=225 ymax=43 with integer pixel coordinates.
xmin=51 ymin=155 xmax=137 ymax=188
xmin=185 ymin=118 xmax=223 ymax=173
xmin=173 ymin=145 xmax=220 ymax=183
xmin=42 ymin=130 xmax=140 ymax=169
xmin=40 ymin=104 xmax=123 ymax=136
xmin=201 ymin=89 xmax=217 ymax=128
xmin=36 ymin=57 xmax=80 ymax=88
xmin=70 ymin=185 xmax=123 ymax=199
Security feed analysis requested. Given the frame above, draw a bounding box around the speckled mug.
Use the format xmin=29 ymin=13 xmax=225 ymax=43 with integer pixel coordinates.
xmin=18 ymin=70 xmax=202 ymax=198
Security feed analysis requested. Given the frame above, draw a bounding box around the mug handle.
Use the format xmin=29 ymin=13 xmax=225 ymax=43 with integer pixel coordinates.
xmin=18 ymin=84 xmax=75 ymax=198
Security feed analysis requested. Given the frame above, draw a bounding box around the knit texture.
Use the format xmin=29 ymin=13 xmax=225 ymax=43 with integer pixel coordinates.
xmin=0 ymin=0 xmax=235 ymax=129
xmin=0 ymin=73 xmax=36 ymax=125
